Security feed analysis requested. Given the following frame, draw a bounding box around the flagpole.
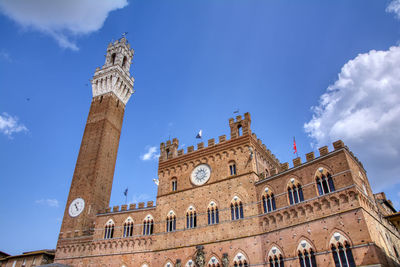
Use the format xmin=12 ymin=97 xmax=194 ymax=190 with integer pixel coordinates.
xmin=294 ymin=137 xmax=299 ymax=158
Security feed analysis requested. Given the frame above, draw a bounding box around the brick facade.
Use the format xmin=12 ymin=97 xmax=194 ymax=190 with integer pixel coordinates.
xmin=54 ymin=40 xmax=400 ymax=267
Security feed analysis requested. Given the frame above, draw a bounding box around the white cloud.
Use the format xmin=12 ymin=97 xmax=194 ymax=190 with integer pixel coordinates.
xmin=0 ymin=0 xmax=128 ymax=50
xmin=140 ymin=146 xmax=159 ymax=161
xmin=35 ymin=198 xmax=59 ymax=207
xmin=304 ymin=45 xmax=400 ymax=190
xmin=0 ymin=112 xmax=28 ymax=137
xmin=387 ymin=0 xmax=400 ymax=19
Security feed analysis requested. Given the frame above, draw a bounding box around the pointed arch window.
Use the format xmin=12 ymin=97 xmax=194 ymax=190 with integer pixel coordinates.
xmin=185 ymin=260 xmax=194 ymax=267
xmin=316 ymin=168 xmax=335 ymax=196
xmin=229 ymin=161 xmax=237 ymax=176
xmin=262 ymin=187 xmax=276 ymax=213
xmin=122 ymin=56 xmax=127 ymax=67
xmin=288 ymin=179 xmax=304 ymax=205
xmin=208 ymin=256 xmax=220 ymax=267
xmin=268 ymin=247 xmax=284 ymax=267
xmin=166 ymin=211 xmax=176 ymax=232
xmin=297 ymin=240 xmax=317 ymax=267
xmin=123 ymin=217 xmax=134 ymax=237
xmin=233 ymin=252 xmax=248 ymax=267
xmin=231 ymin=196 xmax=244 ymax=220
xmin=186 ymin=206 xmax=197 ymax=229
xmin=208 ymin=201 xmax=219 ymax=225
xmin=143 ymin=215 xmax=154 ymax=235
xmin=330 ymin=233 xmax=356 ymax=267
xmin=165 ymin=261 xmax=174 ymax=267
xmin=104 ymin=219 xmax=115 ymax=239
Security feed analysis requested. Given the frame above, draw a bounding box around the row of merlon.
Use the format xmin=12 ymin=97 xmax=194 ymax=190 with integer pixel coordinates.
xmin=104 ymin=201 xmax=154 ymax=214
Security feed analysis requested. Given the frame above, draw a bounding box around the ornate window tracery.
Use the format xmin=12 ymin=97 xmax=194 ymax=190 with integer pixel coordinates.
xmin=316 ymin=168 xmax=335 ymax=196
xmin=297 ymin=240 xmax=317 ymax=267
xmin=262 ymin=187 xmax=276 ymax=213
xmin=231 ymin=196 xmax=244 ymax=220
xmin=185 ymin=260 xmax=194 ymax=267
xmin=166 ymin=210 xmax=176 ymax=232
xmin=233 ymin=252 xmax=248 ymax=267
xmin=330 ymin=233 xmax=356 ymax=267
xmin=104 ymin=219 xmax=114 ymax=239
xmin=208 ymin=201 xmax=219 ymax=225
xmin=123 ymin=217 xmax=134 ymax=237
xmin=143 ymin=214 xmax=154 ymax=235
xmin=186 ymin=206 xmax=197 ymax=229
xmin=268 ymin=246 xmax=284 ymax=267
xmin=288 ymin=178 xmax=304 ymax=205
xmin=208 ymin=256 xmax=220 ymax=267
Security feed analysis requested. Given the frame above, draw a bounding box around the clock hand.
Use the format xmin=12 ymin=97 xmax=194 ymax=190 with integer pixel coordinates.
xmin=75 ymin=203 xmax=78 ymax=211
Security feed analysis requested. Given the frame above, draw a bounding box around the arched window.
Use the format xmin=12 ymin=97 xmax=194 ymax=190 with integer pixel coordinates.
xmin=262 ymin=187 xmax=276 ymax=213
xmin=233 ymin=252 xmax=248 ymax=267
xmin=330 ymin=233 xmax=356 ymax=267
xmin=231 ymin=196 xmax=244 ymax=220
xmin=104 ymin=219 xmax=114 ymax=239
xmin=166 ymin=210 xmax=176 ymax=232
xmin=207 ymin=201 xmax=219 ymax=225
xmin=122 ymin=56 xmax=127 ymax=67
xmin=316 ymin=168 xmax=335 ymax=196
xmin=123 ymin=217 xmax=134 ymax=237
xmin=238 ymin=125 xmax=243 ymax=136
xmin=165 ymin=261 xmax=174 ymax=267
xmin=141 ymin=264 xmax=149 ymax=267
xmin=186 ymin=206 xmax=197 ymax=229
xmin=297 ymin=240 xmax=317 ymax=267
xmin=208 ymin=256 xmax=221 ymax=267
xmin=185 ymin=260 xmax=194 ymax=267
xmin=143 ymin=214 xmax=154 ymax=235
xmin=288 ymin=178 xmax=304 ymax=205
xmin=268 ymin=246 xmax=284 ymax=267
xmin=229 ymin=161 xmax=237 ymax=176
xmin=171 ymin=177 xmax=177 ymax=191
xmin=111 ymin=53 xmax=116 ymax=65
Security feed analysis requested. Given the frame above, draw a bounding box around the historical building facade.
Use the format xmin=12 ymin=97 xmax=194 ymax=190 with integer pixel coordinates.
xmin=54 ymin=39 xmax=400 ymax=267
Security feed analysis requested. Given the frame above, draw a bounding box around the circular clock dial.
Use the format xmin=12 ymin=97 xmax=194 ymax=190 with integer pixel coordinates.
xmin=191 ymin=164 xmax=211 ymax=185
xmin=69 ymin=198 xmax=85 ymax=217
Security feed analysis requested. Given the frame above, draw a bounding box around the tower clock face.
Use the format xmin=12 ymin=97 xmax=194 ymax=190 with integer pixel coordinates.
xmin=191 ymin=164 xmax=211 ymax=186
xmin=69 ymin=198 xmax=85 ymax=217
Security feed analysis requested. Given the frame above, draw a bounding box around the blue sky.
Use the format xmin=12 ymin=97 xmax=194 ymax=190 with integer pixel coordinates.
xmin=1 ymin=0 xmax=400 ymax=255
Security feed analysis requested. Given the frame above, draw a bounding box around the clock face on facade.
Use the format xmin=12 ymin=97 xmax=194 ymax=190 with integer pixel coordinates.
xmin=190 ymin=164 xmax=211 ymax=186
xmin=69 ymin=198 xmax=85 ymax=217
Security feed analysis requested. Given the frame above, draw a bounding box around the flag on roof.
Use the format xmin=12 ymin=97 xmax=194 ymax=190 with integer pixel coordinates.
xmin=196 ymin=130 xmax=202 ymax=139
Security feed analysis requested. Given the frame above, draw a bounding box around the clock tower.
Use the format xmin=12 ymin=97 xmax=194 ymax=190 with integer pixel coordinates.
xmin=58 ymin=38 xmax=134 ymax=241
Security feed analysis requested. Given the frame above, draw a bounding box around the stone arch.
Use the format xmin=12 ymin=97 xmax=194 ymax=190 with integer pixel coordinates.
xmin=232 ymin=249 xmax=249 ymax=265
xmin=164 ymin=259 xmax=174 ymax=267
xmin=327 ymin=229 xmax=353 ymax=248
xmin=266 ymin=244 xmax=285 ymax=263
xmin=207 ymin=254 xmax=221 ymax=266
xmin=295 ymin=236 xmax=317 ymax=254
xmin=185 ymin=259 xmax=195 ymax=267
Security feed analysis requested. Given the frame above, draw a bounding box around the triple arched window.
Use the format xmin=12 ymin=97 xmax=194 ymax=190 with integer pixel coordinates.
xmin=233 ymin=253 xmax=248 ymax=267
xmin=231 ymin=196 xmax=244 ymax=220
xmin=288 ymin=179 xmax=304 ymax=205
xmin=104 ymin=219 xmax=114 ymax=239
xmin=143 ymin=215 xmax=154 ymax=235
xmin=297 ymin=240 xmax=317 ymax=267
xmin=262 ymin=187 xmax=276 ymax=213
xmin=123 ymin=217 xmax=134 ymax=237
xmin=207 ymin=202 xmax=219 ymax=225
xmin=186 ymin=206 xmax=197 ymax=229
xmin=268 ymin=246 xmax=284 ymax=267
xmin=316 ymin=168 xmax=335 ymax=196
xmin=330 ymin=233 xmax=356 ymax=267
xmin=166 ymin=211 xmax=176 ymax=232
xmin=208 ymin=256 xmax=220 ymax=267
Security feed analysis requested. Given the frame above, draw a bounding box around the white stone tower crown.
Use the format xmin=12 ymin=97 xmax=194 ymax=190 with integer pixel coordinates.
xmin=91 ymin=37 xmax=135 ymax=105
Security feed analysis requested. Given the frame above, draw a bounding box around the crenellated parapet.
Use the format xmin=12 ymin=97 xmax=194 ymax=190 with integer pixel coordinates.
xmin=101 ymin=201 xmax=155 ymax=215
xmin=91 ymin=37 xmax=135 ymax=105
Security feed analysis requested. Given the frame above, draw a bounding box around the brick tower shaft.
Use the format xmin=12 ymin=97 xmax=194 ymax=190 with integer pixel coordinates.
xmin=58 ymin=37 xmax=134 ymax=240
